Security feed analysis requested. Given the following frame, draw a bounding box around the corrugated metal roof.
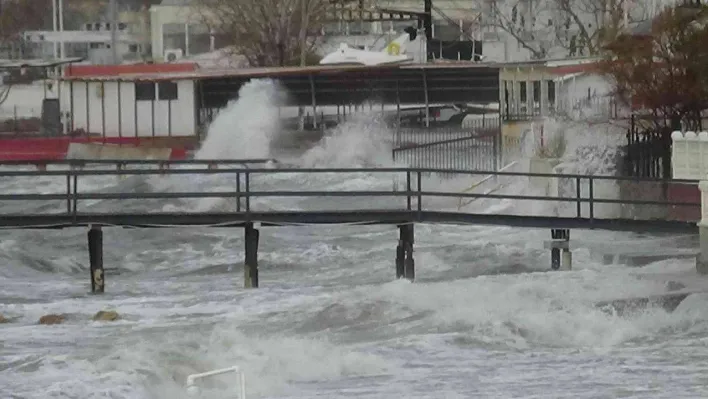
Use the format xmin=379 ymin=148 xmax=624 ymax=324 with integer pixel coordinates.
xmin=0 ymin=57 xmax=84 ymax=69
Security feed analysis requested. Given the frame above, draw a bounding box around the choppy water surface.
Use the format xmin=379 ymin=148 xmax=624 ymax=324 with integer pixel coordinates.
xmin=2 ymin=80 xmax=708 ymax=399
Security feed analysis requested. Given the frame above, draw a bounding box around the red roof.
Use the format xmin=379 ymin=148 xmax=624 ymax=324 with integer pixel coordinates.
xmin=64 ymin=62 xmax=199 ymax=78
xmin=548 ymin=63 xmax=601 ymax=75
xmin=60 ymin=62 xmax=500 ymax=82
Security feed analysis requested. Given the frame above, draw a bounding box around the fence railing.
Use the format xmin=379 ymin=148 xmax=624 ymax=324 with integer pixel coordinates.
xmin=392 ymin=118 xmax=504 ymax=171
xmin=0 ymin=162 xmax=700 ymax=226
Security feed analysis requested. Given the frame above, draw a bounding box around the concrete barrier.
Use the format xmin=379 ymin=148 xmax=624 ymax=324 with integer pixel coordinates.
xmin=672 ymin=130 xmax=708 ymax=180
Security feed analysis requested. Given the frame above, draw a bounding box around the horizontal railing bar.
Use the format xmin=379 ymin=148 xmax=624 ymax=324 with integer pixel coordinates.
xmin=392 ymin=135 xmax=493 ymax=153
xmin=0 ymin=158 xmax=277 ymax=166
xmin=417 ymin=191 xmax=700 ymax=206
xmin=0 ymin=190 xmax=698 ymax=208
xmin=0 ymin=166 xmax=699 ymax=183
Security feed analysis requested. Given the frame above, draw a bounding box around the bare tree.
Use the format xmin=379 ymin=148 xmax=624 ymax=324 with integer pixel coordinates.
xmin=600 ymin=5 xmax=708 ymax=130
xmin=192 ymin=0 xmax=329 ymax=67
xmin=0 ymin=0 xmax=49 ymax=44
xmin=484 ymin=0 xmax=650 ymax=59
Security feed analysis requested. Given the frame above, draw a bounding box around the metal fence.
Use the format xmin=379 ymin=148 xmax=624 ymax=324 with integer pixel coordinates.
xmin=392 ymin=116 xmax=502 ymax=171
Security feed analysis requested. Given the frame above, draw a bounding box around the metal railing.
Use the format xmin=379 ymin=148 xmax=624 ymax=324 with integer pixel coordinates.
xmin=0 ymin=161 xmax=700 ymax=226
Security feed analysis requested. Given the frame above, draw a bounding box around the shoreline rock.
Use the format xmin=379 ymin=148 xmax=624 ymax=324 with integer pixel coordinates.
xmin=39 ymin=314 xmax=66 ymax=325
xmin=93 ymin=310 xmax=120 ymax=321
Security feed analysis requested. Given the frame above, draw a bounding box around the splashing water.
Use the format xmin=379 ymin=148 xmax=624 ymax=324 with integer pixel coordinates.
xmin=195 ymin=79 xmax=284 ymax=160
xmin=299 ymin=109 xmax=396 ymax=168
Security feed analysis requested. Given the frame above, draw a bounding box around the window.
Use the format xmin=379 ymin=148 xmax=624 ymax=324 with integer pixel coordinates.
xmin=533 ymin=81 xmax=540 ymax=102
xmin=187 ymin=24 xmax=211 ymax=55
xmin=548 ymin=80 xmax=556 ymax=104
xmin=158 ymin=81 xmax=178 ymax=100
xmin=128 ymin=44 xmax=139 ymax=53
xmin=135 ymin=82 xmax=155 ymax=101
xmin=163 ymin=23 xmax=187 ymax=55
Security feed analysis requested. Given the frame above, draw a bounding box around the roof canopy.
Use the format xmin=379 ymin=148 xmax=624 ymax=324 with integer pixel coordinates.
xmin=0 ymin=57 xmax=84 ymax=70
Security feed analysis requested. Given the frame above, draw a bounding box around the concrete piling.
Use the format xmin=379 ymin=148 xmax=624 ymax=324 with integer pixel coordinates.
xmin=547 ymin=229 xmax=571 ymax=271
xmin=697 ymin=179 xmax=708 ymax=274
xmin=396 ymin=224 xmax=415 ymax=281
xmin=244 ymin=222 xmax=260 ymax=288
xmin=88 ymin=225 xmax=104 ymax=293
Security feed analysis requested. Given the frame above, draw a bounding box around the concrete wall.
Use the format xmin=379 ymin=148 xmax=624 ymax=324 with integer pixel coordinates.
xmin=672 ymin=131 xmax=708 ymax=180
xmin=65 ymin=79 xmax=196 ymax=137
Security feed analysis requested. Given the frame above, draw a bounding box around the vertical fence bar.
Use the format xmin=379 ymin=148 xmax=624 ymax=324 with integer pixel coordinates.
xmin=575 ymin=177 xmax=581 ymax=218
xmin=406 ymin=171 xmax=412 ymax=210
xmin=417 ymin=171 xmax=422 ymax=212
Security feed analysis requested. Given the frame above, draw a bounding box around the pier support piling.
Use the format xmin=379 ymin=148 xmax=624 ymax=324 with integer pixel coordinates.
xmin=547 ymin=229 xmax=571 ymax=271
xmin=244 ymin=222 xmax=260 ymax=288
xmin=698 ymin=180 xmax=708 ymax=274
xmin=396 ymin=224 xmax=415 ymax=281
xmin=88 ymin=225 xmax=104 ymax=293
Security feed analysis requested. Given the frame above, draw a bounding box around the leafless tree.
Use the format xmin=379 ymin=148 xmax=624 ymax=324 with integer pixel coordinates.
xmin=484 ymin=0 xmax=651 ymax=59
xmin=0 ymin=0 xmax=49 ymax=44
xmin=192 ymin=0 xmax=330 ymax=67
xmin=600 ymin=5 xmax=708 ymax=130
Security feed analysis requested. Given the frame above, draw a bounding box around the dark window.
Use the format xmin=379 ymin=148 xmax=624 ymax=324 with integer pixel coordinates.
xmin=548 ymin=80 xmax=556 ymax=104
xmin=519 ymin=81 xmax=527 ymax=103
xmin=533 ymin=80 xmax=541 ymax=102
xmin=158 ymin=81 xmax=178 ymax=100
xmin=135 ymin=82 xmax=155 ymax=101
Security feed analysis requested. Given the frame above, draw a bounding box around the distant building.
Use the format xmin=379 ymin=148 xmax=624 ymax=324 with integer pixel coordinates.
xmin=149 ymin=0 xmax=219 ymax=63
xmin=22 ymin=9 xmax=151 ymax=64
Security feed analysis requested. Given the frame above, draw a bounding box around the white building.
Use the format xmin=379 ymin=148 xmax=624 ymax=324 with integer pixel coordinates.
xmin=149 ymin=0 xmax=218 ymax=63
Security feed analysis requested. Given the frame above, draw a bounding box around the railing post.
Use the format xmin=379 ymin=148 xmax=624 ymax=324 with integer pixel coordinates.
xmin=589 ymin=177 xmax=595 ymax=222
xmin=236 ymin=172 xmax=241 ymax=212
xmin=406 ymin=171 xmax=411 ymax=210
xmin=66 ymin=173 xmax=72 ymax=215
xmin=417 ymin=171 xmax=422 ymax=212
xmin=72 ymin=173 xmax=78 ymax=221
xmin=245 ymin=171 xmax=251 ymax=213
xmin=575 ymin=177 xmax=581 ymax=218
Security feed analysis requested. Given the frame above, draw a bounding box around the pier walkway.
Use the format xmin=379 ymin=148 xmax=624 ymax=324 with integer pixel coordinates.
xmin=0 ymin=159 xmax=700 ymax=290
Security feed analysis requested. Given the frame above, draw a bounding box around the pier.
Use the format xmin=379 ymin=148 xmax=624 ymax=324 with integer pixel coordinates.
xmin=0 ymin=159 xmax=701 ymax=292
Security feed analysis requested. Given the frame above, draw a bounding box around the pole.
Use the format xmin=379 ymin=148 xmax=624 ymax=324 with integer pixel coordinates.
xmin=297 ymin=0 xmax=308 ymax=130
xmin=299 ymin=0 xmax=308 ymax=66
xmin=58 ymin=0 xmax=65 ymax=58
xmin=52 ymin=0 xmax=58 ymax=59
xmin=110 ymin=0 xmax=119 ymax=64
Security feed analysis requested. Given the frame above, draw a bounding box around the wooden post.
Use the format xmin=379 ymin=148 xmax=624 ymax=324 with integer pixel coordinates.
xmin=244 ymin=222 xmax=259 ymax=288
xmin=88 ymin=225 xmax=104 ymax=293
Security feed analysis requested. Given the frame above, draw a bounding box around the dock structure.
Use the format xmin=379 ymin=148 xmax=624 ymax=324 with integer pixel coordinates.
xmin=0 ymin=159 xmax=701 ymax=292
